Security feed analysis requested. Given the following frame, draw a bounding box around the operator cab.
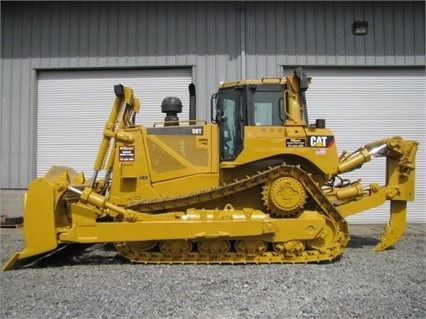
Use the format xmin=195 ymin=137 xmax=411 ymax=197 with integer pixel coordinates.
xmin=212 ymin=74 xmax=309 ymax=161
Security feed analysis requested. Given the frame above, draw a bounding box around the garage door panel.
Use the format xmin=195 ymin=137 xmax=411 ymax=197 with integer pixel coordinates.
xmin=37 ymin=68 xmax=192 ymax=180
xmin=290 ymin=68 xmax=425 ymax=224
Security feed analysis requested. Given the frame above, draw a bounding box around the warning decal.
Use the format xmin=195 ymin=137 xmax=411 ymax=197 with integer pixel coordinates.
xmin=119 ymin=145 xmax=135 ymax=162
xmin=286 ymin=138 xmax=306 ymax=148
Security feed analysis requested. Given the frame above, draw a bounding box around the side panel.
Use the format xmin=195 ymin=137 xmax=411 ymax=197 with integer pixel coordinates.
xmin=109 ymin=127 xmax=159 ymax=205
xmin=110 ymin=124 xmax=220 ymax=203
xmin=228 ymin=126 xmax=339 ymax=176
xmin=144 ymin=124 xmax=219 ymax=183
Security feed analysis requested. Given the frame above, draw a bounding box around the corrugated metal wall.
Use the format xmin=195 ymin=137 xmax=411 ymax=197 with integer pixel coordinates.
xmin=244 ymin=1 xmax=425 ymax=77
xmin=1 ymin=1 xmax=425 ymax=188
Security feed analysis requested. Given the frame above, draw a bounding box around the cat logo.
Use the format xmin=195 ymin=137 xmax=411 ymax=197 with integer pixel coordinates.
xmin=309 ymin=136 xmax=334 ymax=148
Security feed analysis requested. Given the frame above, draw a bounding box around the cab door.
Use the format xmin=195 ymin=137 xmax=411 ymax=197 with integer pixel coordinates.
xmin=216 ymin=89 xmax=245 ymax=161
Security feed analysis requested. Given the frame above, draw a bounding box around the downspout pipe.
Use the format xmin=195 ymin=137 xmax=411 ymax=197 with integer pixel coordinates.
xmin=240 ymin=2 xmax=246 ymax=80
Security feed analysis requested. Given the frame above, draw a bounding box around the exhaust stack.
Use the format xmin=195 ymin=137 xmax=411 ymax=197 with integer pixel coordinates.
xmin=189 ymin=83 xmax=196 ymax=123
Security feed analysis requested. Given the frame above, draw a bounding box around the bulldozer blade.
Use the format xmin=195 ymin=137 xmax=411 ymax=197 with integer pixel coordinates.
xmin=373 ymin=200 xmax=407 ymax=252
xmin=2 ymin=249 xmax=64 ymax=271
xmin=2 ymin=178 xmax=59 ymax=271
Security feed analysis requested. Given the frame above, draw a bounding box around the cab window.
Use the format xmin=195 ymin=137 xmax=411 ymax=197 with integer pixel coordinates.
xmin=253 ymin=91 xmax=284 ymax=126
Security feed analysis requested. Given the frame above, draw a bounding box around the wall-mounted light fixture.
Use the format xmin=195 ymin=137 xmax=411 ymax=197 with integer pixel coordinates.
xmin=353 ymin=21 xmax=368 ymax=35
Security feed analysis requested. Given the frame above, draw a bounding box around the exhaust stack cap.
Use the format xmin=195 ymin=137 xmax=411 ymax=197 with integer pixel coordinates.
xmin=161 ymin=96 xmax=183 ymax=126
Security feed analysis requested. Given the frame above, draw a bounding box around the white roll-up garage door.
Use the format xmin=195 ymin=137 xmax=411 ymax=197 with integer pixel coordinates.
xmin=37 ymin=68 xmax=192 ymax=179
xmin=283 ymin=67 xmax=425 ymax=224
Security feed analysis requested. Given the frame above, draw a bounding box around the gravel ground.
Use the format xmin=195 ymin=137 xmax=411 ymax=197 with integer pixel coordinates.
xmin=0 ymin=227 xmax=425 ymax=319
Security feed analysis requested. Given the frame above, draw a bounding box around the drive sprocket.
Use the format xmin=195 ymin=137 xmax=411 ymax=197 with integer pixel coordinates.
xmin=262 ymin=176 xmax=306 ymax=217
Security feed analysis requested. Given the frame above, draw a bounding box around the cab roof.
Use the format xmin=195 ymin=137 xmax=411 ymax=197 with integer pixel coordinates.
xmin=218 ymin=77 xmax=287 ymax=89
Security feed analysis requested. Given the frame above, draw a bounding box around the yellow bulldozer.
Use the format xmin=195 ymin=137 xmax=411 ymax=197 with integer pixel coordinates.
xmin=2 ymin=68 xmax=418 ymax=270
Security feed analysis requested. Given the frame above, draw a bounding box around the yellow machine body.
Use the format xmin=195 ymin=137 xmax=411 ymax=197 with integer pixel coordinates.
xmin=2 ymin=69 xmax=419 ymax=270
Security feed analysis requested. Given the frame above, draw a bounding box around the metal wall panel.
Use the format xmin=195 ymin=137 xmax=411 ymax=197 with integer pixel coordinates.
xmin=244 ymin=1 xmax=425 ymax=78
xmin=1 ymin=1 xmax=424 ymax=188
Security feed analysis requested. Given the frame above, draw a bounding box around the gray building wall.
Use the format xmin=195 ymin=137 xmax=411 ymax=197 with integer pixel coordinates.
xmin=1 ymin=1 xmax=425 ymax=189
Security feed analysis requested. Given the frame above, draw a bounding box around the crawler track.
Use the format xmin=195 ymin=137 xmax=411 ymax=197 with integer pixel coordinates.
xmin=118 ymin=164 xmax=349 ymax=264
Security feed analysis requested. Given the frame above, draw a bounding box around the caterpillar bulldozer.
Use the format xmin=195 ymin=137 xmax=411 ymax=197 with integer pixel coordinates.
xmin=2 ymin=68 xmax=418 ymax=271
